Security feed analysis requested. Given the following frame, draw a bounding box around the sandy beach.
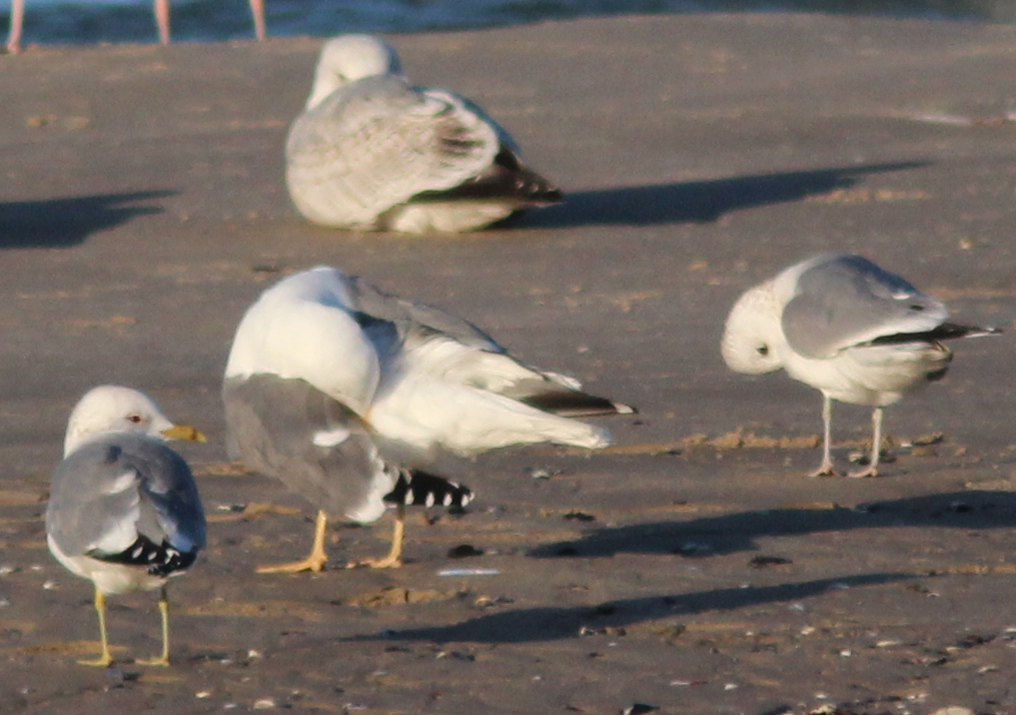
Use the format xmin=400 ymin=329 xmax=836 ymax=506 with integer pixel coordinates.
xmin=2 ymin=13 xmax=1016 ymax=714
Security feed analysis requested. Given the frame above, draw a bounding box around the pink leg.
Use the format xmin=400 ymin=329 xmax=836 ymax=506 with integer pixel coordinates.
xmin=154 ymin=0 xmax=170 ymax=45
xmin=7 ymin=0 xmax=24 ymax=54
xmin=807 ymin=394 xmax=840 ymax=477
xmin=848 ymin=407 xmax=883 ymax=478
xmin=248 ymin=0 xmax=266 ymax=40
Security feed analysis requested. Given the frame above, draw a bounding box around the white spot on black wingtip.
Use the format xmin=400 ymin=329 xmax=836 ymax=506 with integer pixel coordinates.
xmin=403 ymin=493 xmax=414 ymax=506
xmin=132 ymin=545 xmax=144 ymax=559
xmin=425 ymin=493 xmax=436 ymax=507
xmin=443 ymin=493 xmax=452 ymax=506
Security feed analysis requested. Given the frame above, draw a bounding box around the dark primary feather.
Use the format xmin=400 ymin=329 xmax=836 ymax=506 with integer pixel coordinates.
xmin=864 ymin=322 xmax=1002 ymax=347
xmin=92 ymin=534 xmax=199 ymax=577
xmin=384 ymin=469 xmax=473 ymax=508
xmin=517 ymin=390 xmax=637 ymax=418
xmin=411 ymin=146 xmax=563 ymax=206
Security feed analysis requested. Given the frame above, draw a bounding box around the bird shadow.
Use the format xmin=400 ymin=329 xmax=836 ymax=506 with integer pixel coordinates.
xmin=511 ymin=160 xmax=928 ymax=229
xmin=0 ymin=190 xmax=174 ymax=248
xmin=527 ymin=490 xmax=1016 ymax=559
xmin=344 ymin=572 xmax=911 ymax=644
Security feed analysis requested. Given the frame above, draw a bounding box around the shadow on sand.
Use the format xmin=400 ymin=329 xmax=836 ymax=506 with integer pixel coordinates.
xmin=512 ymin=160 xmax=928 ymax=228
xmin=526 ymin=490 xmax=1016 ymax=559
xmin=346 ymin=572 xmax=911 ymax=644
xmin=0 ymin=190 xmax=174 ymax=248
xmin=342 ymin=490 xmax=1010 ymax=644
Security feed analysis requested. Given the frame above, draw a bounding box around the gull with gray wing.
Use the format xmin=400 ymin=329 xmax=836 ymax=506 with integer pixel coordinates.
xmin=46 ymin=386 xmax=206 ymax=667
xmin=222 ymin=266 xmax=633 ymax=573
xmin=285 ymin=34 xmax=562 ymax=233
xmin=721 ymin=253 xmax=999 ymax=477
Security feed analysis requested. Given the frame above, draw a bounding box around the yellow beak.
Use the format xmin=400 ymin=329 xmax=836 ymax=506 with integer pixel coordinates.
xmin=161 ymin=423 xmax=207 ymax=442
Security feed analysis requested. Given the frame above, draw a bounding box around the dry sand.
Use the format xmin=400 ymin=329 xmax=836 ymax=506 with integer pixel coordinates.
xmin=1 ymin=12 xmax=1016 ymax=715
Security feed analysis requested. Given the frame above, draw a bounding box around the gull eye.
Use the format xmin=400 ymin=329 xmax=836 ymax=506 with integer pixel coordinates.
xmin=127 ymin=414 xmax=143 ymax=424
xmin=756 ymin=345 xmax=769 ymax=356
xmin=910 ymin=304 xmax=924 ymax=311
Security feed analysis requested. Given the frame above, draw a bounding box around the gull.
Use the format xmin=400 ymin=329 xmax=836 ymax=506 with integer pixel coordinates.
xmin=46 ymin=386 xmax=207 ymax=667
xmin=721 ymin=253 xmax=999 ymax=477
xmin=222 ymin=266 xmax=633 ymax=572
xmin=285 ymin=34 xmax=563 ymax=233
xmin=6 ymin=0 xmax=266 ymax=54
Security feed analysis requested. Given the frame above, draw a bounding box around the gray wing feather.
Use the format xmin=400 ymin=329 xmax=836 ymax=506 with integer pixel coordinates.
xmin=346 ymin=274 xmax=502 ymax=352
xmin=223 ymin=374 xmax=395 ymax=522
xmin=346 ymin=274 xmax=631 ymax=415
xmin=46 ymin=435 xmax=206 ymax=558
xmin=782 ymin=254 xmax=949 ymax=359
xmin=286 ymin=75 xmax=499 ymax=223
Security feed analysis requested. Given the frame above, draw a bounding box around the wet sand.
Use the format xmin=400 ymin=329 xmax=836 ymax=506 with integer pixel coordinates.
xmin=1 ymin=12 xmax=1016 ymax=715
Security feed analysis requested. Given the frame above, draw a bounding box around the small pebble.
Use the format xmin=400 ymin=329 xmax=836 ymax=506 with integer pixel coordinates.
xmin=252 ymin=698 xmax=275 ymax=710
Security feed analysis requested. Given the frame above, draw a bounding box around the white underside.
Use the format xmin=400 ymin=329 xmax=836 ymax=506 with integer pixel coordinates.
xmin=384 ymin=201 xmax=517 ymax=233
xmin=783 ymin=341 xmax=952 ymax=406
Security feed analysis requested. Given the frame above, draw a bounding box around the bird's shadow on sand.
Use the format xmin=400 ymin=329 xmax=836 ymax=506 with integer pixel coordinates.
xmin=344 ymin=489 xmax=1010 ymax=644
xmin=345 ymin=572 xmax=911 ymax=644
xmin=0 ymin=190 xmax=174 ymax=248
xmin=512 ymin=160 xmax=928 ymax=228
xmin=525 ymin=490 xmax=1016 ymax=560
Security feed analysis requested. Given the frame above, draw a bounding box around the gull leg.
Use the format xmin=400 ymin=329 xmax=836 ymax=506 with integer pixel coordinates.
xmin=348 ymin=503 xmax=405 ymax=569
xmin=7 ymin=0 xmax=24 ymax=54
xmin=137 ymin=586 xmax=171 ymax=666
xmin=849 ymin=407 xmax=883 ymax=478
xmin=808 ymin=394 xmax=840 ymax=477
xmin=154 ymin=0 xmax=170 ymax=45
xmin=257 ymin=509 xmax=329 ymax=573
xmin=248 ymin=0 xmax=266 ymax=40
xmin=78 ymin=587 xmax=114 ymax=667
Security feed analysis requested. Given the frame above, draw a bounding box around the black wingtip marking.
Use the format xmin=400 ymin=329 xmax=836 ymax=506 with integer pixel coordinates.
xmin=90 ymin=536 xmax=198 ymax=577
xmin=384 ymin=470 xmax=473 ymax=509
xmin=866 ymin=322 xmax=1003 ymax=347
xmin=519 ymin=392 xmax=637 ymax=418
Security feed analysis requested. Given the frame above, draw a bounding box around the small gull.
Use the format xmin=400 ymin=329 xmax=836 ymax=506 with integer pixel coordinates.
xmin=721 ymin=253 xmax=999 ymax=477
xmin=46 ymin=385 xmax=206 ymax=667
xmin=285 ymin=34 xmax=563 ymax=233
xmin=6 ymin=0 xmax=266 ymax=54
xmin=222 ymin=266 xmax=633 ymax=572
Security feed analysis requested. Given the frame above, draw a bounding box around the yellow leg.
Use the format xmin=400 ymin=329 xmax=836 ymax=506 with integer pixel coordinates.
xmin=257 ymin=510 xmax=329 ymax=573
xmin=137 ymin=586 xmax=171 ymax=666
xmin=349 ymin=503 xmax=405 ymax=569
xmin=78 ymin=587 xmax=114 ymax=667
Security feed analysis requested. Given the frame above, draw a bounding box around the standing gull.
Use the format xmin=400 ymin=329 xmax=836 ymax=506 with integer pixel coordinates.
xmin=46 ymin=386 xmax=206 ymax=667
xmin=721 ymin=253 xmax=999 ymax=477
xmin=5 ymin=0 xmax=266 ymax=54
xmin=285 ymin=34 xmax=563 ymax=233
xmin=223 ymin=266 xmax=633 ymax=572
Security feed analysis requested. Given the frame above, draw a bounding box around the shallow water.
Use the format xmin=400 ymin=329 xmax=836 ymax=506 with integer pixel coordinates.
xmin=5 ymin=0 xmax=1016 ymax=47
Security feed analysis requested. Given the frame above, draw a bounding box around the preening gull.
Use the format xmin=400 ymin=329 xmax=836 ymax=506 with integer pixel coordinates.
xmin=222 ymin=266 xmax=634 ymax=572
xmin=46 ymin=386 xmax=206 ymax=667
xmin=721 ymin=253 xmax=999 ymax=477
xmin=5 ymin=0 xmax=266 ymax=54
xmin=285 ymin=34 xmax=563 ymax=233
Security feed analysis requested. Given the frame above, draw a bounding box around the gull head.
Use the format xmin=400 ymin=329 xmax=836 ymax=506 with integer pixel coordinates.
xmin=721 ymin=283 xmax=786 ymax=375
xmin=63 ymin=385 xmax=206 ymax=457
xmin=306 ymin=34 xmax=404 ymax=110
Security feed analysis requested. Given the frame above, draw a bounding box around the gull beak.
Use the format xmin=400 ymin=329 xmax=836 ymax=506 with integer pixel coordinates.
xmin=161 ymin=424 xmax=207 ymax=442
